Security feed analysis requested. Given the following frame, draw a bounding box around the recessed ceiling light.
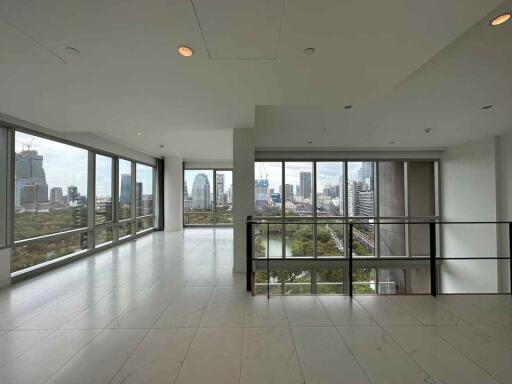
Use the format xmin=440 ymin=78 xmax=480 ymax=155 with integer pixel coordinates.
xmin=482 ymin=105 xmax=493 ymax=110
xmin=136 ymin=132 xmax=142 ymax=136
xmin=159 ymin=144 xmax=165 ymax=149
xmin=307 ymin=141 xmax=313 ymax=144
xmin=490 ymin=13 xmax=511 ymax=26
xmin=178 ymin=45 xmax=193 ymax=57
xmin=303 ymin=48 xmax=316 ymax=56
xmin=344 ymin=105 xmax=353 ymax=110
xmin=424 ymin=128 xmax=432 ymax=134
xmin=65 ymin=46 xmax=80 ymax=56
xmin=389 ymin=141 xmax=396 ymax=145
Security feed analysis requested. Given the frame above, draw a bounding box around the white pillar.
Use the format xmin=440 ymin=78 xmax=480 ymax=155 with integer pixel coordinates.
xmin=164 ymin=156 xmax=183 ymax=232
xmin=233 ymin=128 xmax=255 ymax=272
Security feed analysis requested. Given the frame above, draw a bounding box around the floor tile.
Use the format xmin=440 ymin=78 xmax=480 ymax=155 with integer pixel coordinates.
xmin=244 ymin=296 xmax=289 ymax=327
xmin=175 ymin=328 xmax=243 ymax=384
xmin=337 ymin=326 xmax=430 ymax=383
xmin=292 ymin=327 xmax=369 ymax=384
xmin=355 ymin=296 xmax=421 ymax=326
xmin=200 ymin=287 xmax=247 ymax=327
xmin=0 ymin=330 xmax=53 ymax=368
xmin=46 ymin=329 xmax=147 ymax=384
xmin=283 ymin=296 xmax=333 ymax=326
xmin=386 ymin=325 xmax=499 ymax=384
xmin=318 ymin=296 xmax=375 ymax=326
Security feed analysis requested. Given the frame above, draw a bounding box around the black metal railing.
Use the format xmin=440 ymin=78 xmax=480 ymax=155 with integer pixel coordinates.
xmin=246 ymin=217 xmax=512 ymax=298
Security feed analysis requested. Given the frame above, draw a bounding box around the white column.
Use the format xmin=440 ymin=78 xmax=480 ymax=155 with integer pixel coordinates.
xmin=164 ymin=156 xmax=184 ymax=232
xmin=233 ymin=128 xmax=255 ymax=272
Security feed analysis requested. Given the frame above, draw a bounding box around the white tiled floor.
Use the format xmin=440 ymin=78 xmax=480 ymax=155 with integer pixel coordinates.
xmin=0 ymin=228 xmax=511 ymax=384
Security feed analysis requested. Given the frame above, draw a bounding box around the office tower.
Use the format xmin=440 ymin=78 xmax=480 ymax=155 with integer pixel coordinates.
xmin=347 ymin=180 xmax=361 ymax=216
xmin=359 ymin=162 xmax=374 ymax=191
xmin=255 ymin=179 xmax=269 ymax=209
xmin=120 ymin=174 xmax=131 ymax=205
xmin=136 ymin=182 xmax=143 ymax=205
xmin=184 ymin=180 xmax=188 ymax=198
xmin=15 ymin=149 xmax=49 ymax=206
xmin=50 ymin=187 xmax=63 ymax=203
xmin=300 ymin=172 xmax=312 ymax=199
xmin=67 ymin=185 xmax=79 ymax=203
xmin=216 ymin=173 xmax=225 ymax=204
xmin=191 ymin=173 xmax=211 ymax=210
xmin=280 ymin=184 xmax=294 ymax=202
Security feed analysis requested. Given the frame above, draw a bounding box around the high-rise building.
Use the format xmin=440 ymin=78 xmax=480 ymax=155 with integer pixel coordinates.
xmin=255 ymin=179 xmax=269 ymax=209
xmin=50 ymin=187 xmax=63 ymax=203
xmin=347 ymin=180 xmax=361 ymax=216
xmin=300 ymin=172 xmax=312 ymax=199
xmin=120 ymin=174 xmax=131 ymax=205
xmin=67 ymin=185 xmax=79 ymax=202
xmin=191 ymin=173 xmax=211 ymax=210
xmin=15 ymin=149 xmax=49 ymax=207
xmin=359 ymin=162 xmax=374 ymax=191
xmin=216 ymin=174 xmax=225 ymax=204
xmin=280 ymin=184 xmax=294 ymax=201
xmin=184 ymin=181 xmax=188 ymax=198
xmin=136 ymin=182 xmax=143 ymax=206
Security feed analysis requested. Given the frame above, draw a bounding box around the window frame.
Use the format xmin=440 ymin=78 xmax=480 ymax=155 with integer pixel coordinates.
xmin=254 ymin=159 xmax=441 ymax=295
xmin=5 ymin=123 xmax=158 ymax=278
xmin=183 ymin=167 xmax=233 ymax=227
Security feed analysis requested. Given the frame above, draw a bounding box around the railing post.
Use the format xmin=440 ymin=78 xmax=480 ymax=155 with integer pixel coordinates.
xmin=246 ymin=216 xmax=252 ymax=292
xmin=429 ymin=222 xmax=437 ymax=297
xmin=349 ymin=223 xmax=353 ymax=298
xmin=267 ymin=223 xmax=270 ymax=299
xmin=509 ymin=222 xmax=512 ymax=294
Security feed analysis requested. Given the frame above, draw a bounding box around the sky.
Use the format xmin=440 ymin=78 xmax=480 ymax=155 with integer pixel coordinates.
xmin=184 ymin=170 xmax=232 ymax=198
xmin=255 ymin=161 xmax=366 ymax=192
xmin=16 ymin=132 xmax=153 ymax=199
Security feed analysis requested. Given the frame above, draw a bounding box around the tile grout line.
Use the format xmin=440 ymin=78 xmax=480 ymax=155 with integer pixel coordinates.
xmin=170 ymin=284 xmax=215 ymax=384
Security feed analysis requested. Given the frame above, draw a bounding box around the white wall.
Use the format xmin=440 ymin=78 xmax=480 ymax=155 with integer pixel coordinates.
xmin=164 ymin=156 xmax=183 ymax=232
xmin=496 ymin=133 xmax=512 ymax=292
xmin=233 ymin=128 xmax=255 ymax=273
xmin=441 ymin=136 xmax=499 ymax=293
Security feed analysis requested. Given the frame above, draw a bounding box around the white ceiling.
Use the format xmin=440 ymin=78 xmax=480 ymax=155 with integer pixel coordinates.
xmin=0 ymin=0 xmax=510 ymax=159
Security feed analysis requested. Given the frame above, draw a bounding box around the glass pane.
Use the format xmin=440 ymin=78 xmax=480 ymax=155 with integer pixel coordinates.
xmin=136 ymin=164 xmax=154 ymax=217
xmin=183 ymin=213 xmax=215 ymax=225
xmin=254 ymin=224 xmax=283 ymax=258
xmin=316 ymin=223 xmax=344 ymax=257
xmin=95 ymin=155 xmax=113 ymax=224
xmin=285 ymin=162 xmax=313 ymax=216
xmin=119 ymin=221 xmax=132 ymax=238
xmin=255 ymin=162 xmax=282 ymax=217
xmin=0 ymin=127 xmax=7 ymax=246
xmin=285 ymin=223 xmax=313 ymax=257
xmin=215 ymin=170 xmax=233 ymax=224
xmin=316 ymin=162 xmax=344 ymax=216
xmin=316 ymin=268 xmax=344 ymax=294
xmin=184 ymin=170 xmax=213 ymax=214
xmin=379 ymin=222 xmax=406 ymax=257
xmin=378 ymin=269 xmax=406 ymax=294
xmin=95 ymin=227 xmax=113 ymax=247
xmin=353 ymin=268 xmax=376 ymax=294
xmin=118 ymin=159 xmax=132 ymax=220
xmin=12 ymin=233 xmax=87 ymax=273
xmin=14 ymin=132 xmax=88 ymax=241
xmin=137 ymin=217 xmax=153 ymax=232
xmin=269 ymin=268 xmax=312 ymax=295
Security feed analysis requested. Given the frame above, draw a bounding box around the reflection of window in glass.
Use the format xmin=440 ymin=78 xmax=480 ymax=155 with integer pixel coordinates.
xmin=137 ymin=217 xmax=154 ymax=232
xmin=118 ymin=159 xmax=132 ymax=220
xmin=254 ymin=162 xmax=282 ymax=217
xmin=0 ymin=127 xmax=7 ymax=247
xmin=215 ymin=170 xmax=233 ymax=224
xmin=285 ymin=162 xmax=313 ymax=216
xmin=119 ymin=221 xmax=132 ymax=239
xmin=136 ymin=163 xmax=154 ymax=217
xmin=316 ymin=162 xmax=344 ymax=216
xmin=95 ymin=155 xmax=112 ymax=225
xmin=378 ymin=162 xmax=405 ymax=257
xmin=14 ymin=132 xmax=89 ymax=241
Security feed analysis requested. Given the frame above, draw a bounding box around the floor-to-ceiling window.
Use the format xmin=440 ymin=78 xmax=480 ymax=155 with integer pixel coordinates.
xmin=254 ymin=159 xmax=439 ymax=295
xmin=9 ymin=129 xmax=157 ymax=275
xmin=183 ymin=168 xmax=232 ymax=226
